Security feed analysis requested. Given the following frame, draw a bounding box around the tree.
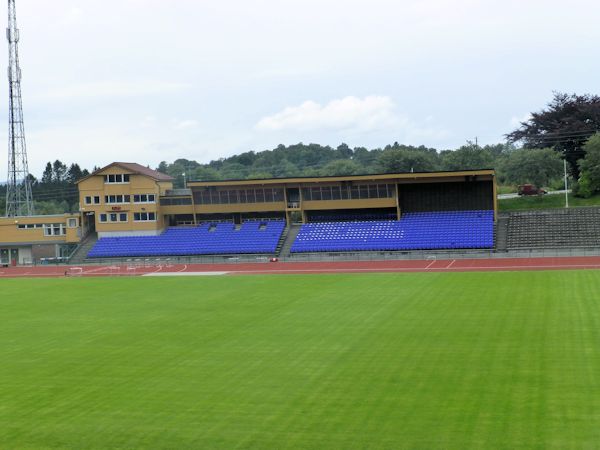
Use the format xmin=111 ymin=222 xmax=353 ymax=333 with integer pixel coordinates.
xmin=26 ymin=173 xmax=37 ymax=187
xmin=575 ymin=134 xmax=600 ymax=197
xmin=41 ymin=162 xmax=53 ymax=184
xmin=319 ymin=159 xmax=362 ymax=176
xmin=507 ymin=92 xmax=600 ymax=177
xmin=336 ymin=143 xmax=353 ymax=159
xmin=193 ymin=166 xmax=221 ymax=181
xmin=440 ymin=142 xmax=494 ymax=171
xmin=66 ymin=163 xmax=83 ymax=183
xmin=157 ymin=161 xmax=169 ymax=174
xmin=376 ymin=149 xmax=439 ymax=173
xmin=498 ymin=148 xmax=563 ymax=187
xmin=52 ymin=160 xmax=68 ymax=183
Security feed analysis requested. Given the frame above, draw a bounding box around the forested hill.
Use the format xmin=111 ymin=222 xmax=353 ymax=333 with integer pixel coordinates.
xmin=158 ymin=141 xmax=564 ymax=190
xmin=0 ymin=141 xmax=567 ymax=215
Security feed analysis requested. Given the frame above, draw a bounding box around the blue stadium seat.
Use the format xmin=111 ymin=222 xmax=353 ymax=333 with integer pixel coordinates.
xmin=290 ymin=211 xmax=494 ymax=253
xmin=88 ymin=220 xmax=286 ymax=258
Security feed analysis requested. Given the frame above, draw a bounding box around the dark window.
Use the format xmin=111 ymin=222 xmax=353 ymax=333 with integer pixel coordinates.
xmin=331 ymin=186 xmax=341 ymax=200
xmin=255 ymin=189 xmax=265 ymax=203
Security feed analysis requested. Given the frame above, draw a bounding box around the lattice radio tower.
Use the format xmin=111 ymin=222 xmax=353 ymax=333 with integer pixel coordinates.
xmin=5 ymin=0 xmax=33 ymax=217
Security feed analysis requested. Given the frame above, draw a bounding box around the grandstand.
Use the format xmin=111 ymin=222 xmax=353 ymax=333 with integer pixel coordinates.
xmin=504 ymin=207 xmax=600 ymax=250
xmin=88 ymin=220 xmax=286 ymax=257
xmin=79 ymin=165 xmax=497 ymax=259
xmin=291 ymin=211 xmax=494 ymax=253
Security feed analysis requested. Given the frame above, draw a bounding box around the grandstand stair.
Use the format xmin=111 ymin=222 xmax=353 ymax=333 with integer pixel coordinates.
xmin=495 ymin=217 xmax=509 ymax=252
xmin=505 ymin=207 xmax=600 ymax=250
xmin=278 ymin=224 xmax=301 ymax=257
xmin=275 ymin=225 xmax=289 ymax=256
xmin=68 ymin=232 xmax=98 ymax=264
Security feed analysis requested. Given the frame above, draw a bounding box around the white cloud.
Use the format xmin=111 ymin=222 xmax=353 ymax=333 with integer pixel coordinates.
xmin=256 ymin=96 xmax=399 ymax=132
xmin=255 ymin=96 xmax=450 ymax=144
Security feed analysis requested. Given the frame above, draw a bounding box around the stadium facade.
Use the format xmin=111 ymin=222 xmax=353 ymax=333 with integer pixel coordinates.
xmin=0 ymin=162 xmax=496 ymax=264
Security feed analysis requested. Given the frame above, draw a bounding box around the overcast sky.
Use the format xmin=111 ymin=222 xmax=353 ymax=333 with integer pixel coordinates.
xmin=1 ymin=0 xmax=599 ymax=176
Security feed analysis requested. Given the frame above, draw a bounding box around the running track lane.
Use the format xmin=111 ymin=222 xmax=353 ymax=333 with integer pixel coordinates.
xmin=2 ymin=256 xmax=600 ymax=278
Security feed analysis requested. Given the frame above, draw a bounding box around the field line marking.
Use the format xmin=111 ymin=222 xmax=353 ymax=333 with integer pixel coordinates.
xmin=224 ymin=263 xmax=600 ymax=275
xmin=446 ymin=260 xmax=456 ymax=269
xmin=425 ymin=260 xmax=437 ymax=269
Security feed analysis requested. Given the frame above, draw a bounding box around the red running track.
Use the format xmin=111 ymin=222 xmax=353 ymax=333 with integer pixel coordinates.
xmin=1 ymin=256 xmax=600 ymax=278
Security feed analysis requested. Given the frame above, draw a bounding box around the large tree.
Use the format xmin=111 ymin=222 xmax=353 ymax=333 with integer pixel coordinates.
xmin=575 ymin=133 xmax=600 ymax=197
xmin=440 ymin=142 xmax=494 ymax=171
xmin=498 ymin=148 xmax=563 ymax=188
xmin=507 ymin=92 xmax=600 ymax=178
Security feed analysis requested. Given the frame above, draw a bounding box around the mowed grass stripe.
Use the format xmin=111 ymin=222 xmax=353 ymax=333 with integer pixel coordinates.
xmin=1 ymin=272 xmax=600 ymax=449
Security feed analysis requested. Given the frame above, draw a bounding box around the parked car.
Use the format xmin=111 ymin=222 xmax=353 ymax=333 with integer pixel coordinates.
xmin=518 ymin=184 xmax=547 ymax=196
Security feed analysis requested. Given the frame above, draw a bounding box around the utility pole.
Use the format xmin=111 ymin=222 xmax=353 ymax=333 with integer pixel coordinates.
xmin=5 ymin=0 xmax=33 ymax=217
xmin=564 ymin=158 xmax=569 ymax=208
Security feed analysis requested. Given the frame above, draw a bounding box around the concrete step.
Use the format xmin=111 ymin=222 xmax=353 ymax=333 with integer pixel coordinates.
xmin=278 ymin=224 xmax=302 ymax=257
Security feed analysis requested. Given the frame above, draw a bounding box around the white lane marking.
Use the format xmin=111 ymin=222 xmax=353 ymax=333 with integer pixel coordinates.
xmin=446 ymin=260 xmax=456 ymax=269
xmin=143 ymin=271 xmax=229 ymax=277
xmin=425 ymin=259 xmax=437 ymax=269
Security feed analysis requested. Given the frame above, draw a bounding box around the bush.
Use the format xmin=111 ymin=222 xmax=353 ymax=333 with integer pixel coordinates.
xmin=573 ymin=177 xmax=594 ymax=198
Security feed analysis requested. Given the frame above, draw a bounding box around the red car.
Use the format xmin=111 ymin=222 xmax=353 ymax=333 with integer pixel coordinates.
xmin=518 ymin=184 xmax=547 ymax=196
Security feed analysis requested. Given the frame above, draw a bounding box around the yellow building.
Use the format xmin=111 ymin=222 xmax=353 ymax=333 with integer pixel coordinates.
xmin=77 ymin=162 xmax=174 ymax=237
xmin=0 ymin=213 xmax=81 ymax=265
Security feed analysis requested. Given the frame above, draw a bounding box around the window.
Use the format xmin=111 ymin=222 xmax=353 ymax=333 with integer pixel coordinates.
xmin=100 ymin=213 xmax=127 ymax=223
xmin=104 ymin=173 xmax=130 ymax=184
xmin=255 ymin=189 xmax=265 ymax=203
xmin=192 ymin=188 xmax=285 ymax=205
xmin=159 ymin=197 xmax=192 ymax=206
xmin=133 ymin=194 xmax=156 ymax=203
xmin=43 ymin=223 xmax=66 ymax=236
xmin=104 ymin=194 xmax=130 ymax=204
xmin=67 ymin=218 xmax=78 ymax=228
xmin=18 ymin=223 xmax=42 ymax=230
xmin=134 ymin=212 xmax=156 ymax=222
xmin=84 ymin=196 xmax=101 ymax=205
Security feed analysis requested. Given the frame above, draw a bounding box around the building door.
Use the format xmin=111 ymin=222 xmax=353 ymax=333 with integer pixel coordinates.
xmin=84 ymin=212 xmax=96 ymax=233
xmin=0 ymin=249 xmax=8 ymax=265
xmin=10 ymin=249 xmax=18 ymax=265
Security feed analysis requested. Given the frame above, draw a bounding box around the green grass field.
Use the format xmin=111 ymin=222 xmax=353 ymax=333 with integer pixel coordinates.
xmin=498 ymin=193 xmax=600 ymax=211
xmin=2 ymin=272 xmax=600 ymax=449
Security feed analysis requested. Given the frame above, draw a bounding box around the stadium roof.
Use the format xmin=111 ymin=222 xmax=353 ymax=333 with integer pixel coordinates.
xmin=188 ymin=168 xmax=495 ymax=187
xmin=76 ymin=162 xmax=174 ymax=183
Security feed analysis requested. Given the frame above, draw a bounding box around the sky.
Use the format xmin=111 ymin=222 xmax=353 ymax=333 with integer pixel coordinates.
xmin=1 ymin=0 xmax=599 ymax=177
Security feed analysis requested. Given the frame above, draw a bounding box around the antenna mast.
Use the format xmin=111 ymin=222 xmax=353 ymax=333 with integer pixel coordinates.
xmin=5 ymin=0 xmax=33 ymax=217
